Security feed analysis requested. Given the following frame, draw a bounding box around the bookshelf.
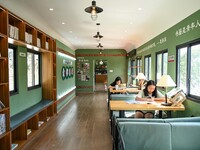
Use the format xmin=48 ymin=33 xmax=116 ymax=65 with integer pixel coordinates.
xmin=0 ymin=5 xmax=57 ymax=150
xmin=0 ymin=6 xmax=11 ymax=150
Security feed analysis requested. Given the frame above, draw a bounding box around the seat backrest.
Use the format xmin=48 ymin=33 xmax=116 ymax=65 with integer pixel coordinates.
xmin=118 ymin=122 xmax=172 ymax=150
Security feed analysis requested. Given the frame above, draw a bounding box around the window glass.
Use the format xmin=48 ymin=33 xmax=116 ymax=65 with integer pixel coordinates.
xmin=163 ymin=52 xmax=168 ymax=75
xmin=156 ymin=51 xmax=168 ymax=82
xmin=178 ymin=47 xmax=187 ymax=92
xmin=136 ymin=58 xmax=142 ymax=74
xmin=27 ymin=51 xmax=40 ymax=88
xmin=177 ymin=41 xmax=200 ymax=101
xmin=8 ymin=48 xmax=15 ymax=91
xmin=156 ymin=54 xmax=162 ymax=81
xmin=190 ymin=44 xmax=200 ymax=96
xmin=144 ymin=55 xmax=151 ymax=80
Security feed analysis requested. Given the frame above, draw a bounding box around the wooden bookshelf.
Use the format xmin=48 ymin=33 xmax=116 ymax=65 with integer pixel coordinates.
xmin=0 ymin=6 xmax=11 ymax=150
xmin=0 ymin=5 xmax=57 ymax=150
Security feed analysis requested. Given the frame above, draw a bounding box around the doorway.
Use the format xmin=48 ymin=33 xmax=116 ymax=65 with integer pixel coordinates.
xmin=95 ymin=60 xmax=107 ymax=91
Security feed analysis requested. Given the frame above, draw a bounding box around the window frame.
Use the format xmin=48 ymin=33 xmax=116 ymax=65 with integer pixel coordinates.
xmin=27 ymin=49 xmax=41 ymax=90
xmin=130 ymin=59 xmax=136 ymax=77
xmin=176 ymin=39 xmax=200 ymax=102
xmin=155 ymin=49 xmax=168 ymax=83
xmin=144 ymin=55 xmax=151 ymax=80
xmin=136 ymin=57 xmax=142 ymax=75
xmin=8 ymin=44 xmax=18 ymax=95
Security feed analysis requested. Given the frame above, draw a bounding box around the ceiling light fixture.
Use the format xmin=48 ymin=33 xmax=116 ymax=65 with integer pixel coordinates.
xmin=93 ymin=32 xmax=103 ymax=39
xmin=99 ymin=50 xmax=102 ymax=55
xmin=93 ymin=23 xmax=103 ymax=40
xmin=97 ymin=43 xmax=103 ymax=48
xmin=85 ymin=0 xmax=103 ymax=21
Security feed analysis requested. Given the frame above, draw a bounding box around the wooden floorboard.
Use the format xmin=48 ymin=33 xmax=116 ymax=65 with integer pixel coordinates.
xmin=22 ymin=92 xmax=112 ymax=150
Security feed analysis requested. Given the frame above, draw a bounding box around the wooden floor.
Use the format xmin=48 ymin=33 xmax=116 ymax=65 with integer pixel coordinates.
xmin=22 ymin=92 xmax=112 ymax=150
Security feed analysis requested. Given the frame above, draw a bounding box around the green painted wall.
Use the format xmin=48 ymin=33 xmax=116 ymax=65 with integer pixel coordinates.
xmin=75 ymin=49 xmax=127 ymax=92
xmin=56 ymin=40 xmax=76 ymax=111
xmin=10 ymin=46 xmax=42 ymax=116
xmin=129 ymin=9 xmax=200 ymax=117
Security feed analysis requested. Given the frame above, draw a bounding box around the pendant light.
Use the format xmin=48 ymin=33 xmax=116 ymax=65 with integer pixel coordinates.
xmin=93 ymin=23 xmax=103 ymax=40
xmin=84 ymin=0 xmax=103 ymax=21
xmin=97 ymin=43 xmax=103 ymax=48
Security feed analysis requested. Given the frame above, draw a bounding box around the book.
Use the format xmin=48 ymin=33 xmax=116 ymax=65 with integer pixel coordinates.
xmin=47 ymin=117 xmax=50 ymax=121
xmin=27 ymin=129 xmax=32 ymax=135
xmin=11 ymin=143 xmax=18 ymax=150
xmin=37 ymin=38 xmax=41 ymax=47
xmin=0 ymin=100 xmax=5 ymax=109
xmin=0 ymin=114 xmax=6 ymax=135
xmin=38 ymin=121 xmax=44 ymax=127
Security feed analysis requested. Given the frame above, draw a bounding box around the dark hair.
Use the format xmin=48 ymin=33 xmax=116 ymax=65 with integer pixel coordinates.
xmin=110 ymin=76 xmax=122 ymax=86
xmin=143 ymin=80 xmax=158 ymax=97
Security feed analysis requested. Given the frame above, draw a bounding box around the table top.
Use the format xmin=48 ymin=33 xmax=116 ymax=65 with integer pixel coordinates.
xmin=110 ymin=100 xmax=185 ymax=111
xmin=109 ymin=88 xmax=140 ymax=93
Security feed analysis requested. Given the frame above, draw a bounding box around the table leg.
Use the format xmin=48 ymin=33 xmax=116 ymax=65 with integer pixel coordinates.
xmin=110 ymin=110 xmax=113 ymax=120
xmin=158 ymin=110 xmax=163 ymax=118
xmin=119 ymin=110 xmax=125 ymax=118
xmin=167 ymin=111 xmax=172 ymax=118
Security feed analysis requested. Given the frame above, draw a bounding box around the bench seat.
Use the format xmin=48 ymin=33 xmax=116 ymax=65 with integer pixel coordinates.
xmin=10 ymin=100 xmax=53 ymax=130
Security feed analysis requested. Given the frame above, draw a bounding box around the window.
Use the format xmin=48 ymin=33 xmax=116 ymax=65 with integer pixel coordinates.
xmin=144 ymin=55 xmax=151 ymax=80
xmin=136 ymin=57 xmax=142 ymax=74
xmin=131 ymin=60 xmax=136 ymax=77
xmin=27 ymin=50 xmax=41 ymax=89
xmin=177 ymin=40 xmax=200 ymax=101
xmin=8 ymin=45 xmax=17 ymax=93
xmin=156 ymin=50 xmax=168 ymax=82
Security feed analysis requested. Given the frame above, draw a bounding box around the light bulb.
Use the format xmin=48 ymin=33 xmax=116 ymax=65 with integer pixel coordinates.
xmin=91 ymin=9 xmax=97 ymax=21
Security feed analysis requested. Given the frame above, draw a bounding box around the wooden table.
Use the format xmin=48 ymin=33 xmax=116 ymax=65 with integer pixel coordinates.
xmin=109 ymin=88 xmax=140 ymax=94
xmin=110 ymin=100 xmax=185 ymax=118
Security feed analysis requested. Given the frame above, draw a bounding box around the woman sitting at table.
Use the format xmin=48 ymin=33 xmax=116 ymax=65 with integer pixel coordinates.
xmin=109 ymin=76 xmax=122 ymax=89
xmin=108 ymin=76 xmax=123 ymax=94
xmin=135 ymin=80 xmax=165 ymax=118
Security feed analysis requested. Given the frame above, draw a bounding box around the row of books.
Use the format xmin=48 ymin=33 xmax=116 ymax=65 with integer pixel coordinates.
xmin=25 ymin=32 xmax=33 ymax=44
xmin=9 ymin=25 xmax=19 ymax=40
xmin=8 ymin=25 xmax=45 ymax=48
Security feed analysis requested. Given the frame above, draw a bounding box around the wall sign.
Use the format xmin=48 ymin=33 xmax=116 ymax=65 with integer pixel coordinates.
xmin=61 ymin=66 xmax=66 ymax=80
xmin=61 ymin=66 xmax=74 ymax=80
xmin=168 ymin=55 xmax=175 ymax=62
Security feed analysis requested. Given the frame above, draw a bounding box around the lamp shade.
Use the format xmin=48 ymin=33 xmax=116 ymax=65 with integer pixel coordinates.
xmin=136 ymin=73 xmax=146 ymax=80
xmin=97 ymin=43 xmax=103 ymax=48
xmin=157 ymin=75 xmax=176 ymax=87
xmin=93 ymin=32 xmax=103 ymax=39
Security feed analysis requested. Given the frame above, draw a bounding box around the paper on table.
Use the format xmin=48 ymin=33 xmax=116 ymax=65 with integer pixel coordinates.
xmin=125 ymin=100 xmax=139 ymax=104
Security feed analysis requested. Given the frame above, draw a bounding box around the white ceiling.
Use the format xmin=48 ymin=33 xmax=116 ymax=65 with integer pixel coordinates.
xmin=0 ymin=0 xmax=200 ymax=52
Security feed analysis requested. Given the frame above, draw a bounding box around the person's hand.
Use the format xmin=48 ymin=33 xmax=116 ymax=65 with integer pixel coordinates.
xmin=147 ymin=96 xmax=154 ymax=102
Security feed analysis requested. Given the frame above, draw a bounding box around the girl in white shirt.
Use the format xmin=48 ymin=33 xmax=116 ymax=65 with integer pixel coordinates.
xmin=135 ymin=80 xmax=165 ymax=118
